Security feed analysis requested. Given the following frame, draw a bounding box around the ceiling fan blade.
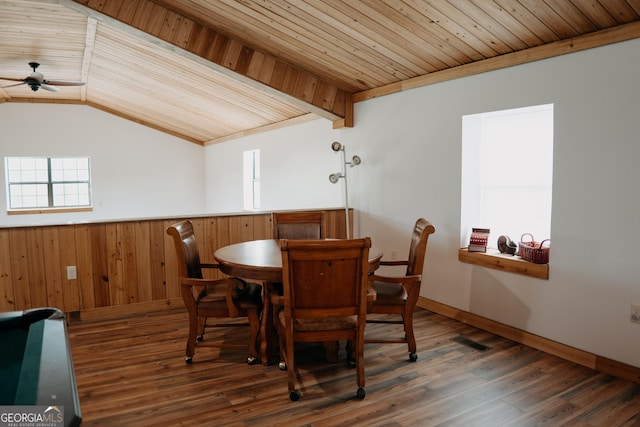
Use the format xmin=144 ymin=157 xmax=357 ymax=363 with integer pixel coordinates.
xmin=41 ymin=84 xmax=61 ymax=92
xmin=1 ymin=82 xmax=26 ymax=89
xmin=0 ymin=77 xmax=25 ymax=82
xmin=43 ymin=79 xmax=85 ymax=87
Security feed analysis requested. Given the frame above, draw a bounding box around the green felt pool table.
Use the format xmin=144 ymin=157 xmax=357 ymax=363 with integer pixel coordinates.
xmin=0 ymin=308 xmax=81 ymax=427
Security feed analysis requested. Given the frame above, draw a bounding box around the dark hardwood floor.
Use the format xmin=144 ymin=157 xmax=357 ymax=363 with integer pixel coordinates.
xmin=67 ymin=307 xmax=640 ymax=426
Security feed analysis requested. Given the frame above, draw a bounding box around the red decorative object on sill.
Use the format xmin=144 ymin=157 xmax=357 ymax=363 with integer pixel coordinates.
xmin=468 ymin=228 xmax=490 ymax=252
xmin=517 ymin=233 xmax=550 ymax=264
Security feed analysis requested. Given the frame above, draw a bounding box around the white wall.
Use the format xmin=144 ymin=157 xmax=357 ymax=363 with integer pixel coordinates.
xmin=0 ymin=103 xmax=205 ymax=226
xmin=351 ymin=38 xmax=640 ymax=368
xmin=204 ymin=118 xmax=346 ymax=213
xmin=206 ymin=38 xmax=640 ymax=368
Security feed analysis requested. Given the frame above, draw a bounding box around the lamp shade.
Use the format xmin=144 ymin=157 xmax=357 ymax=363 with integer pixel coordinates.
xmin=329 ymin=172 xmax=342 ymax=184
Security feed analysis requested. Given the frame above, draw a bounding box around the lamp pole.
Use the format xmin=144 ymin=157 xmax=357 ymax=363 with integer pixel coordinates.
xmin=341 ymin=147 xmax=350 ymax=238
xmin=329 ymin=142 xmax=361 ymax=239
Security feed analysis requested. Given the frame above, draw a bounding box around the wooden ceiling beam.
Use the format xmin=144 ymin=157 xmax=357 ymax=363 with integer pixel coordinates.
xmin=66 ymin=0 xmax=349 ymax=124
xmin=79 ymin=16 xmax=97 ymax=103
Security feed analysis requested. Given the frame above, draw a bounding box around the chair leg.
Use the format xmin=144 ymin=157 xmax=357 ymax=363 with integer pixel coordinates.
xmin=260 ymin=288 xmax=270 ymax=365
xmin=247 ymin=309 xmax=260 ymax=364
xmin=355 ymin=336 xmax=365 ymax=399
xmin=285 ymin=329 xmax=300 ymax=400
xmin=277 ymin=326 xmax=287 ymax=370
xmin=403 ymin=312 xmax=418 ymax=362
xmin=197 ymin=317 xmax=206 ymax=341
xmin=185 ymin=314 xmax=199 ymax=363
xmin=270 ymin=296 xmax=281 ymax=365
xmin=277 ymin=319 xmax=301 ymax=400
xmin=345 ymin=340 xmax=356 ymax=368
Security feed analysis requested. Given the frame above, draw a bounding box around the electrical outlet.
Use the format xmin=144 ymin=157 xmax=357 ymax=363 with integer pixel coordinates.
xmin=631 ymin=305 xmax=640 ymax=324
xmin=66 ymin=266 xmax=77 ymax=280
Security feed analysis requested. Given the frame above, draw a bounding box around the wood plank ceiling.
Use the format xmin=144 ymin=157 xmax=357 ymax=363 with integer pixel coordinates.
xmin=1 ymin=0 xmax=639 ymax=145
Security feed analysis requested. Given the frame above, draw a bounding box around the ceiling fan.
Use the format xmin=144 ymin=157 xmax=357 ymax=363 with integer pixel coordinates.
xmin=0 ymin=62 xmax=85 ymax=92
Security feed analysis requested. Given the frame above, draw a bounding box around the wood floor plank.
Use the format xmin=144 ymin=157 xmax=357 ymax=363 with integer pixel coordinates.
xmin=67 ymin=308 xmax=640 ymax=426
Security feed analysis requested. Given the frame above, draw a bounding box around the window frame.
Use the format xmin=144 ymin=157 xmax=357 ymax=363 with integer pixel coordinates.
xmin=5 ymin=156 xmax=93 ymax=214
xmin=242 ymin=149 xmax=261 ymax=211
xmin=460 ymin=104 xmax=553 ymax=278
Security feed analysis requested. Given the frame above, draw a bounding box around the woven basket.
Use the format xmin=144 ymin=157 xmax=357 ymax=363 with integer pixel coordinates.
xmin=517 ymin=233 xmax=550 ymax=264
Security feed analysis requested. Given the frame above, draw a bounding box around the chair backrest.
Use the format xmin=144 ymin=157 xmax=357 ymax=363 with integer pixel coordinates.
xmin=280 ymin=238 xmax=371 ymax=320
xmin=405 ymin=218 xmax=436 ymax=276
xmin=166 ymin=220 xmax=203 ymax=279
xmin=272 ymin=211 xmax=326 ymax=240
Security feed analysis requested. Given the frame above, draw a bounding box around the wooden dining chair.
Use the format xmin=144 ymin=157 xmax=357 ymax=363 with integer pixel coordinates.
xmin=272 ymin=211 xmax=326 ymax=240
xmin=271 ymin=210 xmax=337 ymax=361
xmin=166 ymin=220 xmax=262 ymax=364
xmin=366 ymin=218 xmax=435 ymax=362
xmin=277 ymin=238 xmax=371 ymax=401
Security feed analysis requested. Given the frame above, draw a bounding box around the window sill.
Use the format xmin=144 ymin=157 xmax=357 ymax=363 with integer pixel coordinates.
xmin=7 ymin=207 xmax=93 ymax=215
xmin=458 ymin=248 xmax=549 ymax=280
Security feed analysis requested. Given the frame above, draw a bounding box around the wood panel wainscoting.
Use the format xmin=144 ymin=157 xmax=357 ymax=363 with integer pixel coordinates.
xmin=0 ymin=208 xmax=350 ymax=318
xmin=2 ymin=207 xmax=638 ymax=387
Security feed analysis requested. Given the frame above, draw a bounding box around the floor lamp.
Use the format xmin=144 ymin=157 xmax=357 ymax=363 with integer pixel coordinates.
xmin=328 ymin=141 xmax=361 ymax=238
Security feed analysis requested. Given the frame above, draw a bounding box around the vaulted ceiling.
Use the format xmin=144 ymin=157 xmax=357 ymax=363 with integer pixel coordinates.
xmin=1 ymin=0 xmax=639 ymax=145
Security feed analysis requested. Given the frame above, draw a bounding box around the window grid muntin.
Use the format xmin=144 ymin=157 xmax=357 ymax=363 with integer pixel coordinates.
xmin=5 ymin=156 xmax=92 ymax=209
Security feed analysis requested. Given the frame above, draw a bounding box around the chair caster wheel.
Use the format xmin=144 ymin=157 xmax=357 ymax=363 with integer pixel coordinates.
xmin=247 ymin=356 xmax=257 ymax=365
xmin=409 ymin=352 xmax=418 ymax=362
xmin=278 ymin=362 xmax=287 ymax=370
xmin=347 ymin=358 xmax=356 ymax=368
xmin=290 ymin=390 xmax=301 ymax=401
xmin=197 ymin=335 xmax=204 ymax=342
xmin=356 ymin=388 xmax=366 ymax=399
xmin=185 ymin=356 xmax=193 ymax=364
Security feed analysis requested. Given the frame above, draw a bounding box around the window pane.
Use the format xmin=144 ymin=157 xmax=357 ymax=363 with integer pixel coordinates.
xmin=52 ymin=182 xmax=90 ymax=207
xmin=5 ymin=156 xmax=92 ymax=210
xmin=51 ymin=158 xmax=64 ymax=181
xmin=77 ymin=168 xmax=90 ymax=181
xmin=8 ymin=183 xmax=48 ymax=208
xmin=7 ymin=170 xmax=22 ymax=182
xmin=7 ymin=157 xmax=20 ymax=170
xmin=6 ymin=157 xmax=48 ymax=183
xmin=462 ymin=104 xmax=553 ymax=249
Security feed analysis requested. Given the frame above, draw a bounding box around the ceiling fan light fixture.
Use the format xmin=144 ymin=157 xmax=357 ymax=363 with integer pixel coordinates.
xmin=0 ymin=62 xmax=84 ymax=92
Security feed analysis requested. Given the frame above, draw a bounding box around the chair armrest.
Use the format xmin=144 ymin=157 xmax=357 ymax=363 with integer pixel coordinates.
xmin=180 ymin=276 xmax=244 ymax=317
xmin=200 ymin=262 xmax=220 ymax=270
xmin=180 ymin=277 xmax=229 ymax=288
xmin=370 ymin=274 xmax=422 ymax=305
xmin=369 ymin=274 xmax=421 ymax=287
xmin=379 ymin=259 xmax=408 ymax=266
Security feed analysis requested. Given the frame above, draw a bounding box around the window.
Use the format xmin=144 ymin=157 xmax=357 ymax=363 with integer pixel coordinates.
xmin=242 ymin=149 xmax=260 ymax=210
xmin=5 ymin=156 xmax=92 ymax=211
xmin=461 ymin=104 xmax=553 ymax=250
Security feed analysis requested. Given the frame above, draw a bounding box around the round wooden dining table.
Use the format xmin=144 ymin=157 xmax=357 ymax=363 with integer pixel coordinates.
xmin=214 ymin=239 xmax=382 ymax=365
xmin=214 ymin=239 xmax=284 ymax=283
